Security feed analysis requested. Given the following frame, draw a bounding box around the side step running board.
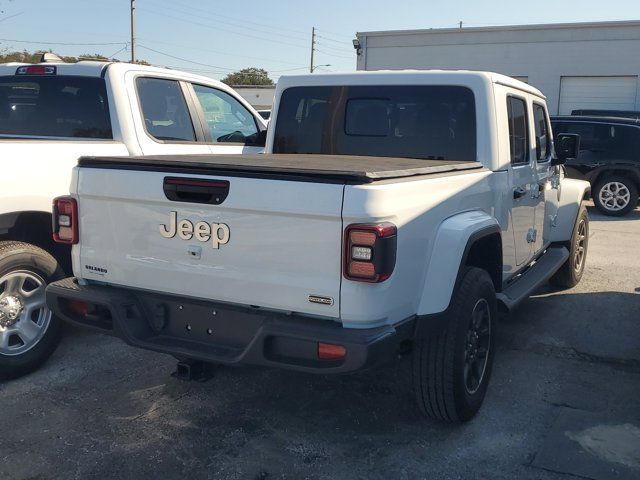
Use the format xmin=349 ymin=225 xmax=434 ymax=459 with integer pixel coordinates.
xmin=497 ymin=246 xmax=569 ymax=312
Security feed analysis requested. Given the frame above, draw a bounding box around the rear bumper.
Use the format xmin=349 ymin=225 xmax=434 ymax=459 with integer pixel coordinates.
xmin=46 ymin=278 xmax=415 ymax=374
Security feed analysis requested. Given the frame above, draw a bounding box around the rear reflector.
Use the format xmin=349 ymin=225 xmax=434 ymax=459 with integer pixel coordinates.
xmin=318 ymin=342 xmax=347 ymax=360
xmin=348 ymin=261 xmax=375 ymax=278
xmin=52 ymin=196 xmax=78 ymax=244
xmin=66 ymin=300 xmax=90 ymax=316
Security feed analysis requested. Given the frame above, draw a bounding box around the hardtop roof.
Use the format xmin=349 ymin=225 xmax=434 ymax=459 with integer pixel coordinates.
xmin=551 ymin=115 xmax=640 ymax=126
xmin=276 ymin=70 xmax=545 ymax=99
xmin=0 ymin=61 xmax=229 ymax=88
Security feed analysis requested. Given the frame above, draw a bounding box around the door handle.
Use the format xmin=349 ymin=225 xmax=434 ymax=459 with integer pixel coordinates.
xmin=513 ymin=186 xmax=527 ymax=199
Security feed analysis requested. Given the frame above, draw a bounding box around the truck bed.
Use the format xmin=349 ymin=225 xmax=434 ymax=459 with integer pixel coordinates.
xmin=78 ymin=154 xmax=483 ymax=184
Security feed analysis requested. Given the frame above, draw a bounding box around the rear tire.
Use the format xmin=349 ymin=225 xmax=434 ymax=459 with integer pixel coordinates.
xmin=593 ymin=175 xmax=638 ymax=216
xmin=411 ymin=267 xmax=497 ymax=422
xmin=0 ymin=241 xmax=64 ymax=379
xmin=550 ymin=205 xmax=588 ymax=289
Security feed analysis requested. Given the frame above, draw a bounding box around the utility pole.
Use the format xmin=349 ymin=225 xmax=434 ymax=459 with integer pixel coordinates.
xmin=130 ymin=0 xmax=136 ymax=63
xmin=310 ymin=26 xmax=315 ymax=73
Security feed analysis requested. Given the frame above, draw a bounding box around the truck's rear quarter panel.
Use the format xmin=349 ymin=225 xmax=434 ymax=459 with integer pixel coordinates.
xmin=340 ymin=169 xmax=500 ymax=327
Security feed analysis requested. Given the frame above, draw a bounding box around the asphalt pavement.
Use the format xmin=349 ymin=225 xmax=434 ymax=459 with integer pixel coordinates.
xmin=1 ymin=203 xmax=638 ymax=480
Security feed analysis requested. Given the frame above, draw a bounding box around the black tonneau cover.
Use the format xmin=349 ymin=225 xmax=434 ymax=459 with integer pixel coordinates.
xmin=78 ymin=154 xmax=484 ymax=184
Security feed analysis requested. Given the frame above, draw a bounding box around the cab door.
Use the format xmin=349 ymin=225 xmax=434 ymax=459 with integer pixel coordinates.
xmin=532 ymin=102 xmax=555 ymax=253
xmin=507 ymin=95 xmax=537 ymax=266
xmin=129 ymin=75 xmax=213 ymax=156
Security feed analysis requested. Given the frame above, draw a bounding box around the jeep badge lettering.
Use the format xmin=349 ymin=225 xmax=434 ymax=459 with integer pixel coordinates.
xmin=160 ymin=211 xmax=230 ymax=249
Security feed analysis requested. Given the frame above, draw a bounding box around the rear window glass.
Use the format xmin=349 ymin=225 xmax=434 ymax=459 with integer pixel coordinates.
xmin=136 ymin=77 xmax=195 ymax=142
xmin=0 ymin=75 xmax=112 ymax=139
xmin=552 ymin=121 xmax=640 ymax=161
xmin=273 ymin=85 xmax=476 ymax=161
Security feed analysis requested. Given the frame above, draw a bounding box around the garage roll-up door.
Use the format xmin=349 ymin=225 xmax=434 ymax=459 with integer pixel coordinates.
xmin=558 ymin=76 xmax=638 ymax=115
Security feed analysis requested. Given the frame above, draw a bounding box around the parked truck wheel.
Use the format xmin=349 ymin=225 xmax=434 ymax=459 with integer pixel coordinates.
xmin=550 ymin=205 xmax=589 ymax=289
xmin=593 ymin=175 xmax=638 ymax=216
xmin=0 ymin=241 xmax=64 ymax=379
xmin=411 ymin=267 xmax=497 ymax=422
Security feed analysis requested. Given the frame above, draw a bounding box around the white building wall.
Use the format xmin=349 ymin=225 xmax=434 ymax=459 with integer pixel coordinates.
xmin=356 ymin=21 xmax=640 ymax=114
xmin=232 ymin=86 xmax=276 ymax=110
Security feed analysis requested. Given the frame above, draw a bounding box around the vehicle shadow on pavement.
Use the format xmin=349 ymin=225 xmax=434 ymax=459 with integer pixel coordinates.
xmin=586 ymin=205 xmax=640 ymax=221
xmin=498 ymin=289 xmax=640 ymax=367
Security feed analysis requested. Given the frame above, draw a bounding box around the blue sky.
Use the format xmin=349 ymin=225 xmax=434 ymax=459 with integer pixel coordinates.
xmin=0 ymin=0 xmax=638 ymax=80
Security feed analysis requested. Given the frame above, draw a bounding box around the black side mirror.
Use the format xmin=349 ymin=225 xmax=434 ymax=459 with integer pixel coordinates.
xmin=552 ymin=133 xmax=580 ymax=166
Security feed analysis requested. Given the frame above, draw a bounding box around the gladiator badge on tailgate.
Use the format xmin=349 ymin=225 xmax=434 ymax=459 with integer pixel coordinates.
xmin=160 ymin=211 xmax=230 ymax=249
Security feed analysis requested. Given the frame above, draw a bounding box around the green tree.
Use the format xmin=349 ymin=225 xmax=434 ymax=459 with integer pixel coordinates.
xmin=221 ymin=67 xmax=274 ymax=86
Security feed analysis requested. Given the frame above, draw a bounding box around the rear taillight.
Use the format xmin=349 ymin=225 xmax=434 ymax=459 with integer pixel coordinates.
xmin=52 ymin=196 xmax=78 ymax=244
xmin=343 ymin=223 xmax=397 ymax=283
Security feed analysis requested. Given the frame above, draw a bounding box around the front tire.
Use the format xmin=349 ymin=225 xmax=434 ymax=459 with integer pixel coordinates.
xmin=0 ymin=241 xmax=64 ymax=379
xmin=411 ymin=267 xmax=497 ymax=422
xmin=593 ymin=175 xmax=638 ymax=216
xmin=550 ymin=204 xmax=588 ymax=289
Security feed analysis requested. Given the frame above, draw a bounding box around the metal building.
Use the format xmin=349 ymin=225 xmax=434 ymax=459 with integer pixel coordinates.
xmin=231 ymin=85 xmax=276 ymax=110
xmin=355 ymin=20 xmax=640 ymax=114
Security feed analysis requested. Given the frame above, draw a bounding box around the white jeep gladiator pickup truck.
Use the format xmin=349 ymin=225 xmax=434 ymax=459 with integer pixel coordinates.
xmin=45 ymin=71 xmax=590 ymax=422
xmin=0 ymin=57 xmax=266 ymax=378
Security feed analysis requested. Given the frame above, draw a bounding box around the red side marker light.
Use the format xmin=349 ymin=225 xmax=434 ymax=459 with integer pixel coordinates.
xmin=67 ymin=300 xmax=90 ymax=316
xmin=318 ymin=342 xmax=347 ymax=360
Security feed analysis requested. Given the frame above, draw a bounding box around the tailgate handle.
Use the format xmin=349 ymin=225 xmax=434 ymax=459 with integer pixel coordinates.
xmin=163 ymin=177 xmax=230 ymax=205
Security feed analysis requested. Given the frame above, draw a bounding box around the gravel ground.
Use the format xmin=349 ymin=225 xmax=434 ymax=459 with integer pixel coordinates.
xmin=0 ymin=203 xmax=638 ymax=480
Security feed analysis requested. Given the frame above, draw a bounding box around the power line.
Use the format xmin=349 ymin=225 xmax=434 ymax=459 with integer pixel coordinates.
xmin=316 ymin=34 xmax=351 ymax=46
xmin=146 ymin=0 xmax=308 ymax=43
xmin=315 ymin=40 xmax=352 ymax=54
xmin=137 ymin=37 xmax=304 ymax=66
xmin=137 ymin=44 xmax=237 ymax=70
xmin=315 ymin=28 xmax=354 ymax=40
xmin=139 ymin=45 xmax=307 ymax=75
xmin=0 ymin=37 xmax=127 ymax=46
xmin=138 ymin=9 xmax=308 ymax=50
xmin=166 ymin=65 xmax=308 ymax=75
xmin=150 ymin=0 xmax=310 ymax=36
xmin=106 ymin=45 xmax=129 ymax=59
xmin=315 ymin=49 xmax=353 ymax=60
xmin=0 ymin=11 xmax=23 ymax=23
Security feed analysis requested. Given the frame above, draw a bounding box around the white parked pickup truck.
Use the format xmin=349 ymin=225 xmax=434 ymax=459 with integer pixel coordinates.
xmin=46 ymin=71 xmax=590 ymax=422
xmin=0 ymin=57 xmax=266 ymax=378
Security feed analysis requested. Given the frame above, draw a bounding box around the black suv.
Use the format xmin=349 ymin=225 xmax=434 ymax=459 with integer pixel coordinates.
xmin=551 ymin=116 xmax=640 ymax=216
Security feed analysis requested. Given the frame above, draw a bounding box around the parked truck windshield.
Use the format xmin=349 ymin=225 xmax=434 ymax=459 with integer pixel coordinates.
xmin=273 ymin=85 xmax=476 ymax=161
xmin=0 ymin=75 xmax=112 ymax=139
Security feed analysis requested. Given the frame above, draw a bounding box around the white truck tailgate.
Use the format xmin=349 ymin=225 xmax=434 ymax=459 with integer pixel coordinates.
xmin=75 ymin=168 xmax=344 ymax=318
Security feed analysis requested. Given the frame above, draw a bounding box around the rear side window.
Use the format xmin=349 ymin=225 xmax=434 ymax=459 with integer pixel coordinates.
xmin=273 ymin=85 xmax=476 ymax=161
xmin=507 ymin=96 xmax=529 ymax=165
xmin=0 ymin=75 xmax=112 ymax=139
xmin=192 ymin=84 xmax=258 ymax=144
xmin=136 ymin=77 xmax=195 ymax=142
xmin=552 ymin=121 xmax=640 ymax=160
xmin=533 ymin=104 xmax=550 ymax=161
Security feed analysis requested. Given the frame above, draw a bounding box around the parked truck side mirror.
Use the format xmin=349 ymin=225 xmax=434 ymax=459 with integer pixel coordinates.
xmin=552 ymin=133 xmax=580 ymax=165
